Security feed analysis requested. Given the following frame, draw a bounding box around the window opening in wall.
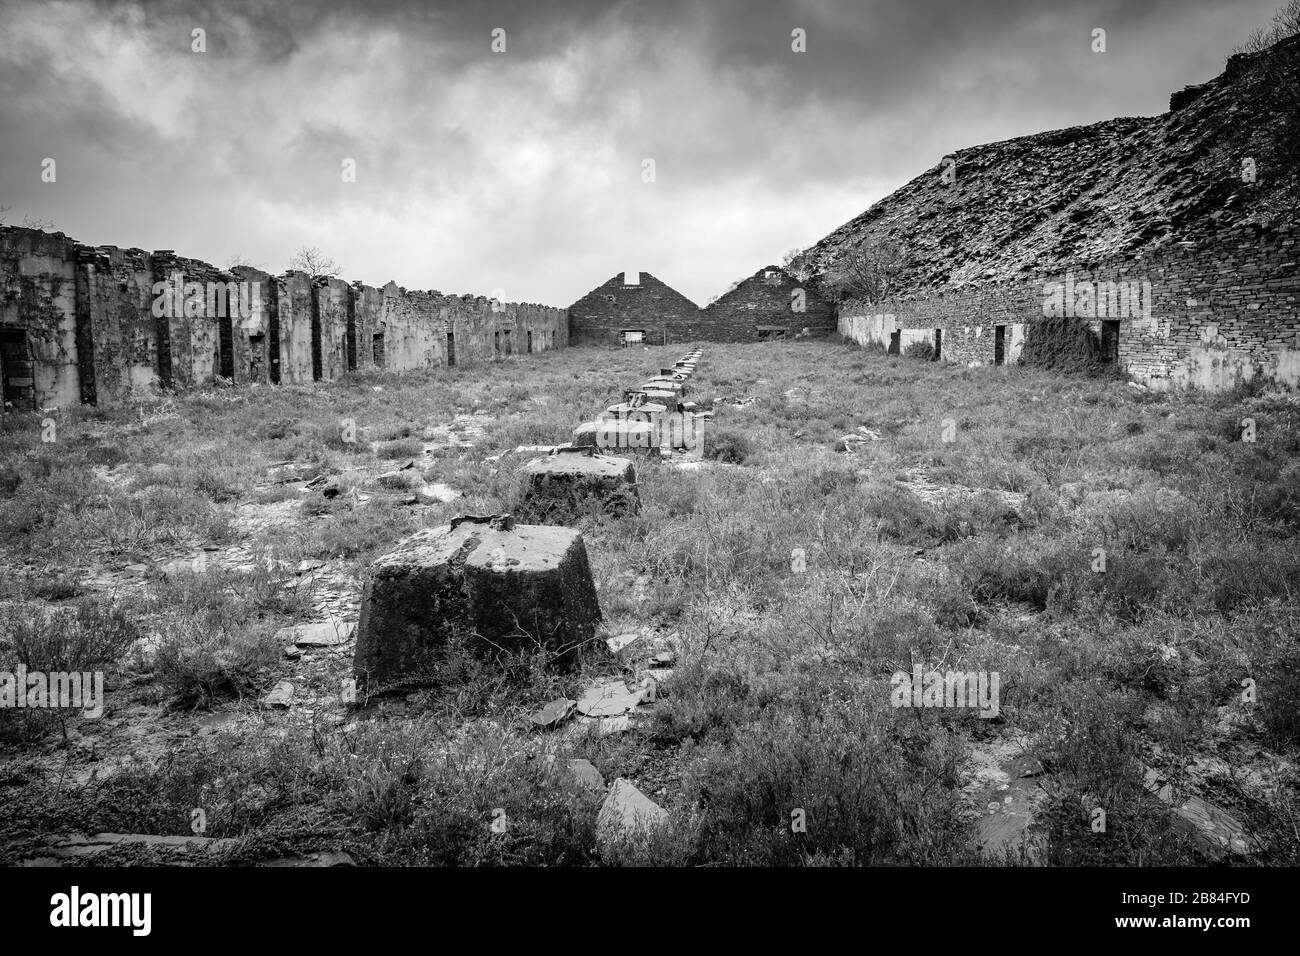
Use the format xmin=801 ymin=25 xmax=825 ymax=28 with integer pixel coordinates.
xmin=1101 ymin=320 xmax=1120 ymax=364
xmin=494 ymin=330 xmax=500 ymax=355
xmin=756 ymin=326 xmax=787 ymax=341
xmin=933 ymin=328 xmax=943 ymax=361
xmin=621 ymin=329 xmax=645 ymax=347
xmin=446 ymin=331 xmax=456 ymax=366
xmin=372 ymin=332 xmax=385 ymax=367
xmin=527 ymin=330 xmax=533 ymax=353
xmin=994 ymin=325 xmax=1006 ymax=366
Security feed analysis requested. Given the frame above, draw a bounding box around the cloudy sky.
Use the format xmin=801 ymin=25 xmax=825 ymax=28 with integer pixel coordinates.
xmin=0 ymin=0 xmax=1281 ymax=305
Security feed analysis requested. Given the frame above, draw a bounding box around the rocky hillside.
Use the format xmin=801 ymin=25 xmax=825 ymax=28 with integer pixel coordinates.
xmin=801 ymin=35 xmax=1300 ymax=293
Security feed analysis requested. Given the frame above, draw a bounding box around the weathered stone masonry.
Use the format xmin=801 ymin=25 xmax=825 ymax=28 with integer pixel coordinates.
xmin=821 ymin=36 xmax=1300 ymax=391
xmin=839 ymin=227 xmax=1300 ymax=390
xmin=568 ymin=267 xmax=835 ymax=347
xmin=702 ymin=266 xmax=835 ymax=342
xmin=0 ymin=226 xmax=569 ymax=410
xmin=568 ymin=272 xmax=699 ymax=347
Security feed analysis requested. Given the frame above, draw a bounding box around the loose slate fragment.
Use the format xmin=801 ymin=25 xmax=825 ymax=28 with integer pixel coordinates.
xmin=578 ymin=714 xmax=633 ymax=736
xmin=596 ymin=778 xmax=669 ymax=852
xmin=286 ymin=619 xmax=356 ymax=648
xmin=261 ymin=680 xmax=295 ymax=708
xmin=1142 ymin=766 xmax=1251 ymax=860
xmin=606 ymin=632 xmax=639 ymax=655
xmin=576 ymin=680 xmax=643 ymax=717
xmin=562 ymin=758 xmax=606 ymax=800
xmin=531 ymin=697 xmax=576 ymax=728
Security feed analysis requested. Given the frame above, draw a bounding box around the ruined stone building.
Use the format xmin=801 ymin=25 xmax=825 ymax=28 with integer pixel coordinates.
xmin=701 ymin=266 xmax=835 ymax=341
xmin=812 ymin=35 xmax=1300 ymax=390
xmin=7 ymin=39 xmax=1295 ymax=406
xmin=567 ymin=271 xmax=700 ymax=347
xmin=0 ymin=227 xmax=568 ymax=409
xmin=567 ymin=266 xmax=835 ymax=346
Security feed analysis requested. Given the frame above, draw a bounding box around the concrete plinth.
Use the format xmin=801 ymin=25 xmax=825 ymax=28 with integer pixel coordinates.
xmin=353 ymin=515 xmax=602 ymax=689
xmin=606 ymin=400 xmax=667 ymax=421
xmin=596 ymin=410 xmax=702 ymax=455
xmin=644 ymin=378 xmax=685 ymax=392
xmin=519 ymin=447 xmax=640 ymax=520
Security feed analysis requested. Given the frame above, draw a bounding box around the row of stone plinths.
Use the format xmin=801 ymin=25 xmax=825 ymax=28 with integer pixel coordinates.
xmin=569 ymin=349 xmax=707 ymax=458
xmin=517 ymin=347 xmax=705 ymax=524
xmin=353 ymin=349 xmax=704 ymax=691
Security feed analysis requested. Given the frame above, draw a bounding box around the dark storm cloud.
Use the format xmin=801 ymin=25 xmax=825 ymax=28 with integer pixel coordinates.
xmin=0 ymin=0 xmax=1281 ymax=304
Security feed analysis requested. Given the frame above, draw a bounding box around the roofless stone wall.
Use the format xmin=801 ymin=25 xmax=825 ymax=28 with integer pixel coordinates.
xmin=701 ymin=265 xmax=835 ymax=342
xmin=839 ymin=226 xmax=1300 ymax=390
xmin=568 ymin=266 xmax=834 ymax=346
xmin=0 ymin=226 xmax=568 ymax=410
xmin=568 ymin=272 xmax=699 ymax=347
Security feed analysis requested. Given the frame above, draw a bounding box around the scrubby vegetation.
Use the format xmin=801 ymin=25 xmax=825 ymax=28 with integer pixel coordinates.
xmin=1 ymin=341 xmax=1297 ymax=866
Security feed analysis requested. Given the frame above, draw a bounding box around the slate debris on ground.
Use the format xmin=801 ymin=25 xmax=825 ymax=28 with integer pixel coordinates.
xmin=596 ymin=779 xmax=670 ymax=854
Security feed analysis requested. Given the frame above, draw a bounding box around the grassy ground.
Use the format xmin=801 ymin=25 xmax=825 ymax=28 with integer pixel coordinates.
xmin=1 ymin=340 xmax=1297 ymax=866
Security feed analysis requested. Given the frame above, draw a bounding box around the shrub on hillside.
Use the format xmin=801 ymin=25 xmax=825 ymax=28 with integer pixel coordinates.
xmin=1020 ymin=316 xmax=1109 ymax=375
xmin=705 ymin=428 xmax=753 ymax=464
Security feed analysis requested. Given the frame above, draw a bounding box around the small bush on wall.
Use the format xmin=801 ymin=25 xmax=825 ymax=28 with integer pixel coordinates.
xmin=1021 ymin=316 xmax=1108 ymax=375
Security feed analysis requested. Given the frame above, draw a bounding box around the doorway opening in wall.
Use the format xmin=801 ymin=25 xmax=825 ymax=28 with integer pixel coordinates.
xmin=621 ymin=330 xmax=645 ymax=347
xmin=267 ymin=295 xmax=281 ymax=385
xmin=248 ymin=334 xmax=265 ymax=381
xmin=1100 ymin=320 xmax=1120 ymax=365
xmin=446 ymin=332 xmax=456 ymax=366
xmin=888 ymin=330 xmax=901 ymax=356
xmin=494 ymin=330 xmax=500 ymax=356
xmin=933 ymin=329 xmax=943 ymax=361
xmin=345 ymin=295 xmax=357 ymax=371
xmin=0 ymin=328 xmax=35 ymax=410
xmin=310 ymin=290 xmax=323 ymax=382
xmin=994 ymin=325 xmax=1006 ymax=366
xmin=217 ymin=315 xmax=235 ymax=380
xmin=372 ymin=332 xmax=385 ymax=368
xmin=527 ymin=330 xmax=533 ymax=353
